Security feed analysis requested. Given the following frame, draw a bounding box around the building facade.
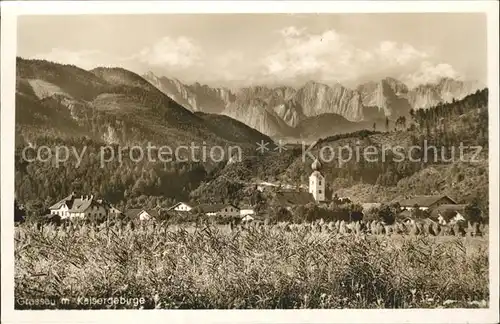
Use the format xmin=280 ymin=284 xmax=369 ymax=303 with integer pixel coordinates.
xmin=309 ymin=159 xmax=325 ymax=202
xmin=169 ymin=202 xmax=194 ymax=212
xmin=49 ymin=193 xmax=109 ymax=219
xmin=196 ymin=204 xmax=240 ymax=217
xmin=239 ymin=205 xmax=255 ymax=217
xmin=399 ymin=195 xmax=457 ymax=211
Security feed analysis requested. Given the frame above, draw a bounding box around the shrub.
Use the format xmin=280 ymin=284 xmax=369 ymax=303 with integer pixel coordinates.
xmin=378 ymin=205 xmax=396 ymax=225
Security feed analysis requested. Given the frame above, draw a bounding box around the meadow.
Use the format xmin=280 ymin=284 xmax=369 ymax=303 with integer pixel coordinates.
xmin=14 ymin=221 xmax=489 ymax=309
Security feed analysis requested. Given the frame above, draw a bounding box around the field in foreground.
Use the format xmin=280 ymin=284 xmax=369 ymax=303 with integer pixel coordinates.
xmin=14 ymin=223 xmax=488 ymax=309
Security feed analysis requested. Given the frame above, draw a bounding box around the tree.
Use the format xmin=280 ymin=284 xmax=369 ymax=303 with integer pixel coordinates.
xmin=378 ymin=204 xmax=395 ymax=225
xmin=373 ymin=122 xmax=376 ymax=131
xmin=325 ymin=183 xmax=333 ymax=202
xmin=385 ymin=117 xmax=390 ymax=132
xmin=254 ymin=200 xmax=268 ymax=215
xmin=14 ymin=200 xmax=26 ymax=223
xmin=395 ymin=116 xmax=407 ymax=130
xmin=25 ymin=198 xmax=47 ymax=218
xmin=293 ymin=205 xmax=306 ymax=223
xmin=274 ymin=207 xmax=292 ymax=222
xmin=304 ymin=203 xmax=320 ymax=222
xmin=250 ymin=187 xmax=263 ymax=206
xmin=132 ymin=178 xmax=148 ymax=196
xmin=349 ymin=203 xmax=363 ymax=213
xmin=349 ymin=210 xmax=364 ymax=222
xmin=465 ymin=200 xmax=482 ymax=224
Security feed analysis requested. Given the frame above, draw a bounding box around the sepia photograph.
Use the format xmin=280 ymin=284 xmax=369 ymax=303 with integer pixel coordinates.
xmin=1 ymin=1 xmax=499 ymax=323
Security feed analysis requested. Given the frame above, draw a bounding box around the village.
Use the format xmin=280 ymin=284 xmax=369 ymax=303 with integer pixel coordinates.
xmin=17 ymin=159 xmax=479 ymax=232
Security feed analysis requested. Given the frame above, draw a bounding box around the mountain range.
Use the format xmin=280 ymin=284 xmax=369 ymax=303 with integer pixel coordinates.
xmin=15 ymin=57 xmax=484 ymax=147
xmin=142 ymin=72 xmax=483 ymax=139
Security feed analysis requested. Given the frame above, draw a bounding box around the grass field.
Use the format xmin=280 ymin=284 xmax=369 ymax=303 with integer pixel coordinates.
xmin=14 ymin=222 xmax=489 ymax=309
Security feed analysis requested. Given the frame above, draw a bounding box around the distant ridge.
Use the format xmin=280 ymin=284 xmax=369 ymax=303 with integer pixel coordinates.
xmin=15 ymin=57 xmax=273 ymax=148
xmin=144 ymin=70 xmax=483 ymax=140
xmin=16 ymin=58 xmax=484 ymax=143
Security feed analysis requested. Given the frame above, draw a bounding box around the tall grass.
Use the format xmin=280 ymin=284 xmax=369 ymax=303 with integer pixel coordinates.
xmin=14 ymin=222 xmax=488 ymax=309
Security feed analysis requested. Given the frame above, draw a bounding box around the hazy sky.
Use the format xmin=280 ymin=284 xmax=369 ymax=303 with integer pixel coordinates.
xmin=17 ymin=14 xmax=487 ymax=88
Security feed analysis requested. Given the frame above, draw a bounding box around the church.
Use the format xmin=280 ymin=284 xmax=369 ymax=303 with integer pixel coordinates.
xmin=309 ymin=159 xmax=326 ymax=202
xmin=272 ymin=158 xmax=329 ymax=209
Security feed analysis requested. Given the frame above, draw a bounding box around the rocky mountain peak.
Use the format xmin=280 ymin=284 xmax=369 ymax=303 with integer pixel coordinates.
xmin=295 ymin=81 xmax=364 ymax=121
xmin=142 ymin=68 xmax=484 ymax=139
xmin=382 ymin=77 xmax=409 ymax=95
xmin=407 ymin=77 xmax=482 ymax=109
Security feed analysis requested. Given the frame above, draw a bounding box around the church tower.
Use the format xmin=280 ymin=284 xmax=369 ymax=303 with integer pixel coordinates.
xmin=309 ymin=159 xmax=325 ymax=202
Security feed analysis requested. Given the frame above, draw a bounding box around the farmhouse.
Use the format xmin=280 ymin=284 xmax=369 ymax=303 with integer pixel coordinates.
xmin=431 ymin=204 xmax=468 ymax=225
xmin=49 ymin=193 xmax=109 ymax=219
xmin=195 ymin=203 xmax=240 ymax=217
xmin=168 ymin=202 xmax=195 ymax=212
xmin=125 ymin=209 xmax=159 ymax=221
xmin=399 ymin=195 xmax=457 ymax=211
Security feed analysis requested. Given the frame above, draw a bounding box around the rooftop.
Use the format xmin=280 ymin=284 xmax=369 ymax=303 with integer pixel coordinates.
xmin=125 ymin=209 xmax=159 ymax=218
xmin=167 ymin=201 xmax=196 ymax=210
xmin=195 ymin=203 xmax=239 ymax=213
xmin=399 ymin=195 xmax=457 ymax=207
xmin=430 ymin=204 xmax=468 ymax=219
xmin=275 ymin=190 xmax=315 ymax=206
xmin=49 ymin=193 xmax=107 ymax=213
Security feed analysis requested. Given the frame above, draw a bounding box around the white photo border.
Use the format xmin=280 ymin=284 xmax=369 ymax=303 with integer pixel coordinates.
xmin=1 ymin=1 xmax=499 ymax=323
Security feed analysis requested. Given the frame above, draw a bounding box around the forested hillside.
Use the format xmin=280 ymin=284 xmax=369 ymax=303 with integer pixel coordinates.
xmin=15 ymin=58 xmax=273 ymax=148
xmin=14 ymin=58 xmax=274 ymax=215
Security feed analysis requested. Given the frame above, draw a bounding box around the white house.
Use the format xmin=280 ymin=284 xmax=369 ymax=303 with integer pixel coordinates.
xmin=49 ymin=193 xmax=109 ymax=220
xmin=125 ymin=209 xmax=159 ymax=221
xmin=138 ymin=210 xmax=155 ymax=221
xmin=239 ymin=205 xmax=255 ymax=217
xmin=168 ymin=202 xmax=194 ymax=212
xmin=196 ymin=203 xmax=240 ymax=217
xmin=309 ymin=159 xmax=325 ymax=202
xmin=241 ymin=214 xmax=255 ymax=222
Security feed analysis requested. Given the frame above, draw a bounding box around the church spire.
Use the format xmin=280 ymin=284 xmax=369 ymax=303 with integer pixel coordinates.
xmin=309 ymin=158 xmax=325 ymax=202
xmin=311 ymin=158 xmax=322 ymax=171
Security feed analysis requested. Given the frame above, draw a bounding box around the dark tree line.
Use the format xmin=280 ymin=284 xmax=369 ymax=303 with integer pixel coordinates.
xmin=15 ymin=137 xmax=215 ymax=217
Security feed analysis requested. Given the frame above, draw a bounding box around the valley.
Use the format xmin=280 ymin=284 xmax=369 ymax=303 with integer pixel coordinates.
xmin=14 ymin=57 xmax=488 ymax=224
